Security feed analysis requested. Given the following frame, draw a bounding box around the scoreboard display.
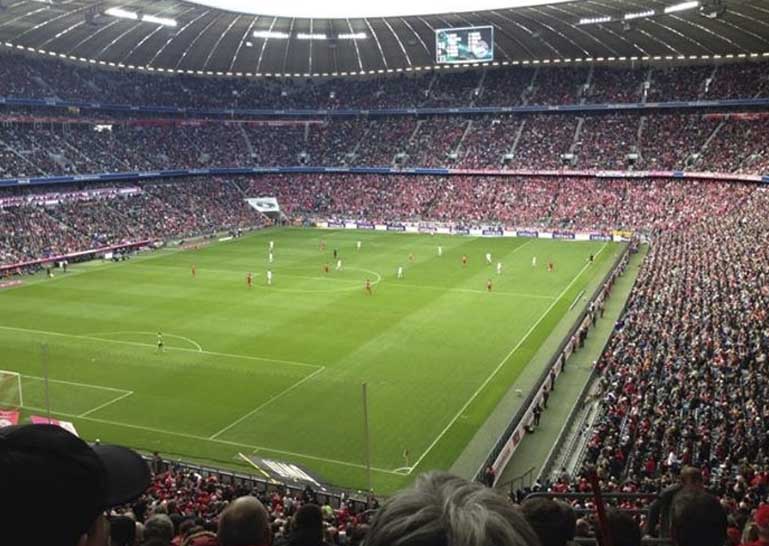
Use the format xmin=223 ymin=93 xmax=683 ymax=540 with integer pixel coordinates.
xmin=435 ymin=26 xmax=494 ymax=64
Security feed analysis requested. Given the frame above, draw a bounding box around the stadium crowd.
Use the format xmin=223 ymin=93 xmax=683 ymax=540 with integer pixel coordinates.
xmin=0 ymin=53 xmax=768 ymax=110
xmin=3 ymin=421 xmax=759 ymax=546
xmin=3 ymin=111 xmax=767 ymax=175
xmin=0 ymin=178 xmax=267 ymax=266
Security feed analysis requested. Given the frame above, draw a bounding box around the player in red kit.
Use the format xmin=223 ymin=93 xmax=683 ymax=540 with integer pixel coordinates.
xmin=487 ymin=279 xmax=493 ymax=292
xmin=462 ymin=255 xmax=468 ymax=267
xmin=247 ymin=272 xmax=253 ymax=288
xmin=191 ymin=264 xmax=196 ymax=278
xmin=365 ymin=279 xmax=372 ymax=295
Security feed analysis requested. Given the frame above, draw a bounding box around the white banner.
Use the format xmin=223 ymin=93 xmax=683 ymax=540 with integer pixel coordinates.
xmin=246 ymin=197 xmax=281 ymax=213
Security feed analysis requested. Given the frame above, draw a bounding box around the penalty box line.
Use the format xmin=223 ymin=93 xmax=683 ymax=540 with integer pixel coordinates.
xmin=18 ymin=402 xmax=402 ymax=476
xmin=1 ymin=371 xmax=135 ymax=419
xmin=0 ymin=325 xmax=322 ymax=371
xmin=405 ymin=242 xmax=609 ymax=474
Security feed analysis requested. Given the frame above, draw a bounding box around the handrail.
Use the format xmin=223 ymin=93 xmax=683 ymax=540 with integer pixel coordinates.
xmin=0 ymin=166 xmax=766 ymax=190
xmin=2 ymin=94 xmax=768 ymax=118
xmin=497 ymin=465 xmax=537 ymax=493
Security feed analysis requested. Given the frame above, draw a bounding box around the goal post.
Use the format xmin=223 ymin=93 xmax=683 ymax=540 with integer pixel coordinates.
xmin=0 ymin=369 xmax=23 ymax=409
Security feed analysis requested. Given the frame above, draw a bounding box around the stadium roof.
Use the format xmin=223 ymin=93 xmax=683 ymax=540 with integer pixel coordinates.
xmin=0 ymin=0 xmax=767 ymax=77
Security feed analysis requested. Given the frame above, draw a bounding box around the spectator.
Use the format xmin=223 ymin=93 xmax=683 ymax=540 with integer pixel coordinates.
xmin=364 ymin=472 xmax=541 ymax=546
xmin=275 ymin=504 xmax=329 ymax=546
xmin=0 ymin=423 xmax=150 ymax=546
xmin=143 ymin=514 xmax=175 ymax=546
xmin=520 ymin=498 xmax=576 ymax=546
xmin=742 ymin=506 xmax=769 ymax=546
xmin=606 ymin=510 xmax=642 ymax=546
xmin=646 ymin=466 xmax=705 ymax=538
xmin=670 ymin=491 xmax=727 ymax=546
xmin=218 ymin=496 xmax=272 ymax=546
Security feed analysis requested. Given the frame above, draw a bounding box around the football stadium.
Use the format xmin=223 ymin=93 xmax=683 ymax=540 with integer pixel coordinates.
xmin=0 ymin=0 xmax=768 ymax=545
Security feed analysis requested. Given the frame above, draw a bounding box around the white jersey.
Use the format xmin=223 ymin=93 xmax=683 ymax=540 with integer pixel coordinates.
xmin=356 ymin=241 xmax=362 ymax=250
xmin=438 ymin=246 xmax=443 ymax=257
xmin=532 ymin=256 xmax=537 ymax=267
xmin=266 ymin=271 xmax=273 ymax=285
xmin=336 ymin=259 xmax=342 ymax=271
xmin=268 ymin=252 xmax=274 ymax=263
xmin=496 ymin=262 xmax=502 ymax=275
xmin=397 ymin=266 xmax=403 ymax=279
xmin=485 ymin=253 xmax=492 ymax=264
xmin=269 ymin=241 xmax=274 ymax=250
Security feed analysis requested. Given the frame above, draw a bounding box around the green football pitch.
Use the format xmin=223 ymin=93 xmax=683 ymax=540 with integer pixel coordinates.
xmin=0 ymin=228 xmax=618 ymax=493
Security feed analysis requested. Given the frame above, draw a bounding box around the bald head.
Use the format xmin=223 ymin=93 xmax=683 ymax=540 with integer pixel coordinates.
xmin=218 ymin=496 xmax=271 ymax=546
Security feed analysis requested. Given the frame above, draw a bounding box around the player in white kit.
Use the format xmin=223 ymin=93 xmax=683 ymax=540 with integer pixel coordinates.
xmin=532 ymin=256 xmax=537 ymax=267
xmin=336 ymin=259 xmax=342 ymax=271
xmin=438 ymin=246 xmax=443 ymax=257
xmin=485 ymin=252 xmax=492 ymax=264
xmin=397 ymin=266 xmax=404 ymax=279
xmin=269 ymin=240 xmax=274 ymax=250
xmin=266 ymin=269 xmax=273 ymax=285
xmin=496 ymin=262 xmax=502 ymax=275
xmin=357 ymin=241 xmax=362 ymax=250
xmin=268 ymin=251 xmax=274 ymax=264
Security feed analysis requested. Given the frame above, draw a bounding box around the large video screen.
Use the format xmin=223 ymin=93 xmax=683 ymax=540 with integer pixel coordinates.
xmin=435 ymin=26 xmax=494 ymax=64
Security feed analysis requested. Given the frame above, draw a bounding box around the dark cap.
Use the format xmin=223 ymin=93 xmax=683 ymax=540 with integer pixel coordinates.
xmin=0 ymin=424 xmax=151 ymax=546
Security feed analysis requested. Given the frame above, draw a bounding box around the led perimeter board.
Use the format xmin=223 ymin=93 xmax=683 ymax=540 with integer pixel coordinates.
xmin=435 ymin=26 xmax=494 ymax=64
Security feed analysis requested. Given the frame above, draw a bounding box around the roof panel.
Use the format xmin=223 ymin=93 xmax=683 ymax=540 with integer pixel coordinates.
xmin=0 ymin=0 xmax=765 ymax=75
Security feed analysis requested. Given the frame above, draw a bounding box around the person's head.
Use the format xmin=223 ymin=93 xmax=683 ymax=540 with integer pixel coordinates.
xmin=670 ymin=491 xmax=727 ymax=546
xmin=754 ymin=505 xmax=769 ymax=540
xmin=110 ymin=515 xmax=138 ymax=546
xmin=364 ymin=471 xmax=540 ymax=546
xmin=144 ymin=514 xmax=175 ymax=546
xmin=0 ymin=424 xmax=151 ymax=546
xmin=520 ymin=498 xmax=576 ymax=546
xmin=606 ymin=510 xmax=641 ymax=546
xmin=291 ymin=504 xmax=325 ymax=546
xmin=679 ymin=467 xmax=704 ymax=490
xmin=218 ymin=496 xmax=271 ymax=546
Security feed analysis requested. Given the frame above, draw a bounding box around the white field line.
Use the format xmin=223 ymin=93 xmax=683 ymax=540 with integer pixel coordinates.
xmin=405 ymin=242 xmax=609 ymax=474
xmin=20 ymin=373 xmax=133 ymax=393
xmin=209 ymin=366 xmax=326 ymax=440
xmin=0 ymin=325 xmax=321 ymax=370
xmin=79 ymin=390 xmax=135 ymax=418
xmin=80 ymin=331 xmax=204 ymax=352
xmin=19 ymin=403 xmax=401 ymax=475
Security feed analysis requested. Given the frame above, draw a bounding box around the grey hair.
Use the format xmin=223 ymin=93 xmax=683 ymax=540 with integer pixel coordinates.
xmin=143 ymin=514 xmax=175 ymax=543
xmin=364 ymin=472 xmax=541 ymax=546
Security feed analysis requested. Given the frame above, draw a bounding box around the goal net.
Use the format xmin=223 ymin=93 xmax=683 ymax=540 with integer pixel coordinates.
xmin=0 ymin=370 xmax=23 ymax=409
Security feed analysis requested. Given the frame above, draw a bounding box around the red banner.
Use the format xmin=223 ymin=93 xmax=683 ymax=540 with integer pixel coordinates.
xmin=0 ymin=410 xmax=20 ymax=427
